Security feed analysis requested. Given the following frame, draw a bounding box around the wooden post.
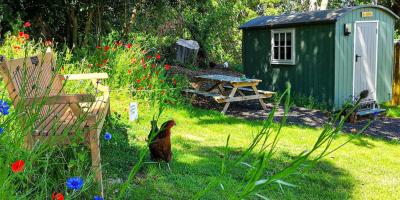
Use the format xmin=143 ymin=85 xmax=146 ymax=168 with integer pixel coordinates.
xmin=392 ymin=41 xmax=400 ymax=105
xmin=252 ymin=85 xmax=267 ymax=111
xmin=190 ymin=81 xmax=203 ymax=103
xmin=87 ymin=115 xmax=104 ymax=197
xmin=222 ymin=87 xmax=237 ymax=114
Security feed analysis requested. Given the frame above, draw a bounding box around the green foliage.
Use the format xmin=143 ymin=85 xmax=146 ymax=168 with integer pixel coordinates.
xmin=0 ymin=3 xmax=398 ymax=199
xmin=382 ymin=103 xmax=400 ymax=118
xmin=1 ymin=0 xmax=398 ymax=68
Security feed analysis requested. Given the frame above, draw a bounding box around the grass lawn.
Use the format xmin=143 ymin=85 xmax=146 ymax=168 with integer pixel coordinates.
xmin=101 ymin=91 xmax=400 ymax=199
xmin=383 ymin=104 xmax=400 ymax=118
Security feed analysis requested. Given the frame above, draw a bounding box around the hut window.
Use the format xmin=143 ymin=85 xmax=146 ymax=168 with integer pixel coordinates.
xmin=271 ymin=29 xmax=295 ymax=65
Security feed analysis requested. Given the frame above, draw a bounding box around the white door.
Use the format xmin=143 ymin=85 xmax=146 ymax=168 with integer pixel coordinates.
xmin=353 ymin=21 xmax=378 ymax=101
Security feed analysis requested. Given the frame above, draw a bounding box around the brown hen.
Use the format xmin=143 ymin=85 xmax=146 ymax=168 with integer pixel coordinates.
xmin=148 ymin=120 xmax=176 ymax=163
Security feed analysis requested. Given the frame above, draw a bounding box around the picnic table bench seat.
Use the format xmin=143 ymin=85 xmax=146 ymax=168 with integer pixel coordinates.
xmin=183 ymin=89 xmax=226 ymax=103
xmin=186 ymin=74 xmax=275 ymax=113
xmin=223 ymin=85 xmax=275 ymax=97
xmin=0 ymin=50 xmax=109 ymax=197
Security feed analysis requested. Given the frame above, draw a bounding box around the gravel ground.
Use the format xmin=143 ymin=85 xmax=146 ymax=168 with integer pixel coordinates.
xmin=192 ymin=96 xmax=400 ymax=141
xmin=171 ymin=65 xmax=400 ymax=141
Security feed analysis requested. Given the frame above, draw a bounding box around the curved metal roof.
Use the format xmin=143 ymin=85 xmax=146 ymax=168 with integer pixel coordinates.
xmin=239 ymin=5 xmax=399 ymax=29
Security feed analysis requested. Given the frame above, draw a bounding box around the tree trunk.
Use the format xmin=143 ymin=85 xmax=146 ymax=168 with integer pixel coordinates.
xmin=122 ymin=0 xmax=144 ymax=39
xmin=319 ymin=0 xmax=329 ymax=10
xmin=82 ymin=9 xmax=94 ymax=46
xmin=309 ymin=0 xmax=318 ymax=11
xmin=69 ymin=8 xmax=79 ymax=48
xmin=96 ymin=2 xmax=103 ymax=44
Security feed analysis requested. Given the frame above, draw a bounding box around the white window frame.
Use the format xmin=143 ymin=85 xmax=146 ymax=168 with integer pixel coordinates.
xmin=271 ymin=28 xmax=296 ymax=65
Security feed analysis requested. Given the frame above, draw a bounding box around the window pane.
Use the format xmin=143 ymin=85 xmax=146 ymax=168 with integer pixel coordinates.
xmin=274 ymin=33 xmax=279 ymax=46
xmin=274 ymin=47 xmax=279 ymax=59
xmin=286 ymin=33 xmax=292 ymax=46
xmin=286 ymin=47 xmax=292 ymax=60
xmin=280 ymin=33 xmax=285 ymax=46
xmin=280 ymin=47 xmax=285 ymax=59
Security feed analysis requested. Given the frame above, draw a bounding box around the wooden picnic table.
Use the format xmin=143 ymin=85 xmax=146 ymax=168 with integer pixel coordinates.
xmin=184 ymin=74 xmax=275 ymax=114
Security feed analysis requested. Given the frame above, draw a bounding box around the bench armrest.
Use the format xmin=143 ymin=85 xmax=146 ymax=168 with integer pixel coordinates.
xmin=61 ymin=73 xmax=109 ymax=81
xmin=25 ymin=94 xmax=96 ymax=105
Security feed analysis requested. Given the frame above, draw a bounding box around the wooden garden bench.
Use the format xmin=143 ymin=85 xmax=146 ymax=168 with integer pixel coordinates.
xmin=0 ymin=50 xmax=109 ymax=196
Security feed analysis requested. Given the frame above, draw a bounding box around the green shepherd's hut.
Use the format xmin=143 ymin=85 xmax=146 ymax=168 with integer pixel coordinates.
xmin=240 ymin=5 xmax=399 ymax=110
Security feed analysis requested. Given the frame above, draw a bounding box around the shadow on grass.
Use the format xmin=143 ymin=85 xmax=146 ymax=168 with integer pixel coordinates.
xmin=123 ymin=137 xmax=355 ymax=200
xmin=349 ymin=135 xmax=376 ymax=148
xmin=190 ymin=96 xmax=400 ymax=141
xmin=99 ymin=113 xmax=356 ymax=199
xmin=181 ymin=104 xmax=400 ymax=149
xmin=100 ymin=113 xmax=141 ymax=196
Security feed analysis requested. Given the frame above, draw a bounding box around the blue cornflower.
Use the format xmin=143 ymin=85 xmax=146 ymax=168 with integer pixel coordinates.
xmin=373 ymin=111 xmax=380 ymax=117
xmin=0 ymin=127 xmax=3 ymax=135
xmin=0 ymin=100 xmax=10 ymax=115
xmin=104 ymin=132 xmax=112 ymax=141
xmin=94 ymin=196 xmax=104 ymax=200
xmin=66 ymin=177 xmax=84 ymax=190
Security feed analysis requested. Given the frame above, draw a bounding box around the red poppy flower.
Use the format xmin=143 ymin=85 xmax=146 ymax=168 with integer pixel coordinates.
xmin=173 ymin=80 xmax=177 ymax=85
xmin=141 ymin=58 xmax=145 ymax=64
xmin=104 ymin=45 xmax=110 ymax=51
xmin=126 ymin=43 xmax=132 ymax=49
xmin=165 ymin=64 xmax=171 ymax=71
xmin=115 ymin=41 xmax=123 ymax=46
xmin=155 ymin=70 xmax=159 ymax=75
xmin=52 ymin=192 xmax=64 ymax=200
xmin=45 ymin=40 xmax=53 ymax=46
xmin=143 ymin=64 xmax=147 ymax=69
xmin=96 ymin=45 xmax=101 ymax=49
xmin=156 ymin=54 xmax=161 ymax=60
xmin=146 ymin=55 xmax=152 ymax=59
xmin=103 ymin=59 xmax=109 ymax=64
xmin=128 ymin=69 xmax=132 ymax=74
xmin=18 ymin=31 xmax=24 ymax=37
xmin=13 ymin=45 xmax=21 ymax=50
xmin=136 ymin=79 xmax=141 ymax=84
xmin=151 ymin=64 xmax=156 ymax=68
xmin=11 ymin=160 xmax=25 ymax=173
xmin=23 ymin=33 xmax=29 ymax=40
xmin=23 ymin=22 xmax=31 ymax=28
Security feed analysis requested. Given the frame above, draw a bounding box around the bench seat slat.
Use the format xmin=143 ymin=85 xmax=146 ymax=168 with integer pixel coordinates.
xmin=223 ymin=85 xmax=275 ymax=96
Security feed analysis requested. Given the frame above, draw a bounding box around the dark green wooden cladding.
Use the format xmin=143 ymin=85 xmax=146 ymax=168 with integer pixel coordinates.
xmin=243 ymin=6 xmax=397 ymax=110
xmin=335 ymin=7 xmax=396 ymax=109
xmin=243 ymin=24 xmax=336 ymax=108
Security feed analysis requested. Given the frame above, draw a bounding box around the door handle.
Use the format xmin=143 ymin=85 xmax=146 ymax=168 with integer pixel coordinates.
xmin=355 ymin=54 xmax=361 ymax=62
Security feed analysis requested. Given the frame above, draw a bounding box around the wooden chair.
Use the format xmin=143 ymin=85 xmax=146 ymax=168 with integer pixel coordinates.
xmin=0 ymin=50 xmax=109 ymax=196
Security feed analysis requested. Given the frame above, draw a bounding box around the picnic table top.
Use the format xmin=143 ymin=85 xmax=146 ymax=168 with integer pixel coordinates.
xmin=195 ymin=74 xmax=262 ymax=83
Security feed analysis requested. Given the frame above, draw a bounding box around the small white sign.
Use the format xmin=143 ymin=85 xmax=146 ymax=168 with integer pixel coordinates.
xmin=129 ymin=102 xmax=138 ymax=121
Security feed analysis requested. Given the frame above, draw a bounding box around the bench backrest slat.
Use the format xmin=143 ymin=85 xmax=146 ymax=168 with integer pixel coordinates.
xmin=0 ymin=52 xmax=72 ymax=131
